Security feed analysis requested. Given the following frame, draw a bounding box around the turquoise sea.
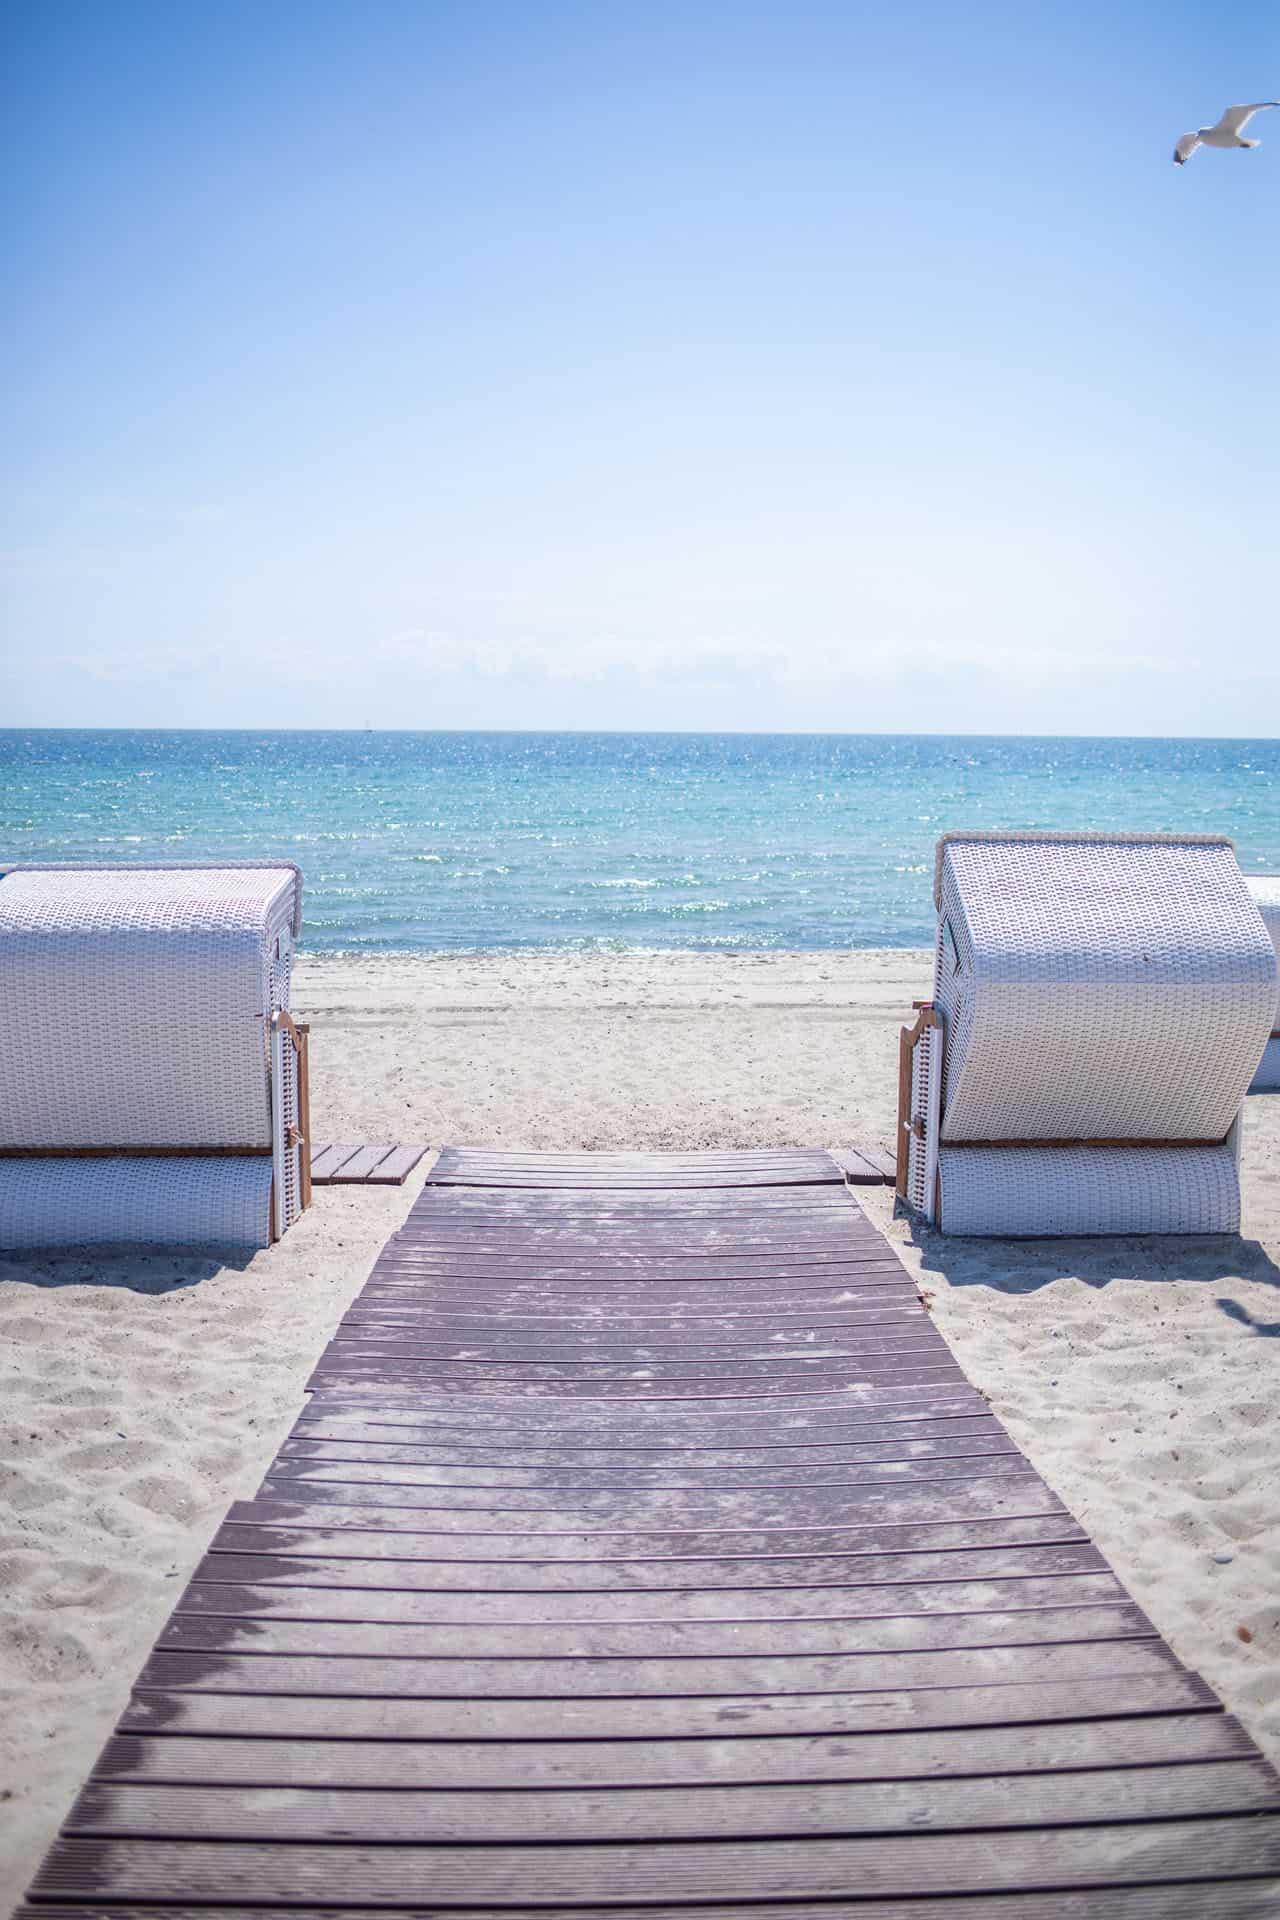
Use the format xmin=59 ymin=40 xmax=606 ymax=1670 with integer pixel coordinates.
xmin=1 ymin=730 xmax=1277 ymax=953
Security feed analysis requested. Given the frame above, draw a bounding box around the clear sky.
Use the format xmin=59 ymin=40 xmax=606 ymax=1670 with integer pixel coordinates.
xmin=3 ymin=0 xmax=1277 ymax=734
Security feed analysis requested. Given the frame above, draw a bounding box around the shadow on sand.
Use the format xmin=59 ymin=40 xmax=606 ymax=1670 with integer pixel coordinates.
xmin=0 ymin=1243 xmax=257 ymax=1295
xmin=898 ymin=1207 xmax=1280 ymax=1338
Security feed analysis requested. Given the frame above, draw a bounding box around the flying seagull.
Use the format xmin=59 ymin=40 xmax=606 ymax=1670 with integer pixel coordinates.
xmin=1174 ymin=101 xmax=1278 ymax=164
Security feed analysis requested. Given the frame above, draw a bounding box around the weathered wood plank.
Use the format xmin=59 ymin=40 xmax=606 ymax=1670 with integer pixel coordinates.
xmin=171 ymin=1569 xmax=1127 ymax=1624
xmin=364 ymin=1143 xmax=428 ymax=1183
xmin=222 ymin=1477 xmax=1068 ymax=1535
xmin=93 ymin=1710 xmax=1249 ymax=1788
xmin=17 ymin=1883 xmax=1280 ymax=1918
xmin=305 ymin=1143 xmax=357 ymax=1181
xmin=116 ymin=1666 xmax=1221 ymax=1740
xmin=132 ymin=1637 xmax=1187 ymax=1700
xmin=283 ymin=1397 xmax=993 ymax=1434
xmin=157 ymin=1599 xmax=1156 ymax=1661
xmin=245 ymin=1468 xmax=1044 ymax=1523
xmin=66 ymin=1759 xmax=1280 ymax=1843
xmin=261 ymin=1447 xmax=1026 ymax=1484
xmin=33 ymin=1818 xmax=1280 ymax=1903
xmin=191 ymin=1537 xmax=1108 ymax=1592
xmin=282 ymin=1408 xmax=997 ymax=1442
xmin=309 ymin=1143 xmax=429 ymax=1186
xmin=327 ymin=1143 xmax=398 ymax=1183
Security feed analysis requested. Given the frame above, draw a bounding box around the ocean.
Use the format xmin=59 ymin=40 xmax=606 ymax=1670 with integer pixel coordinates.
xmin=2 ymin=730 xmax=1277 ymax=953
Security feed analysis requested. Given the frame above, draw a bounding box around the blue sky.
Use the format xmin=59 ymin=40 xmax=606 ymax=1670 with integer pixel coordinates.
xmin=3 ymin=0 xmax=1277 ymax=733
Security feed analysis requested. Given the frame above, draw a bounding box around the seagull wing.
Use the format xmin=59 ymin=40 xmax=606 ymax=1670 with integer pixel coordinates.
xmin=1173 ymin=131 xmax=1200 ymax=163
xmin=1216 ymin=101 xmax=1279 ymax=135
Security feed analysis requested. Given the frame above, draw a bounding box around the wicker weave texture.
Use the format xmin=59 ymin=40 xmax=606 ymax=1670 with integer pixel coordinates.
xmin=0 ymin=868 xmax=297 ymax=1149
xmin=1248 ymin=878 xmax=1280 ymax=1010
xmin=0 ymin=1157 xmax=274 ymax=1250
xmin=1248 ymin=876 xmax=1280 ymax=948
xmin=4 ymin=859 xmax=304 ymax=933
xmin=934 ymin=837 xmax=1275 ymax=1143
xmin=938 ymin=1144 xmax=1241 ymax=1237
xmin=1251 ymin=1036 xmax=1280 ymax=1094
xmin=1246 ymin=880 xmax=1280 ymax=1090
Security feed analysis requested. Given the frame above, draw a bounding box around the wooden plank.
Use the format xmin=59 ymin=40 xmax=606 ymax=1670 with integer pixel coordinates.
xmin=364 ymin=1143 xmax=428 ymax=1184
xmin=66 ymin=1759 xmax=1280 ymax=1843
xmin=287 ymin=1405 xmax=997 ymax=1443
xmin=171 ymin=1569 xmax=1128 ymax=1624
xmin=306 ymin=1142 xmax=361 ymax=1182
xmin=215 ymin=1497 xmax=1074 ymax=1552
xmin=263 ymin=1449 xmax=1026 ymax=1488
xmin=832 ymin=1146 xmax=892 ymax=1183
xmin=132 ymin=1637 xmax=1186 ymax=1700
xmin=337 ymin=1306 xmax=932 ymax=1334
xmin=309 ymin=1143 xmax=429 ymax=1186
xmin=118 ymin=1666 xmax=1219 ymax=1741
xmin=32 ymin=1818 xmax=1280 ymax=1903
xmin=191 ymin=1538 xmax=1109 ymax=1592
xmin=17 ymin=1883 xmax=1280 ymax=1919
xmin=241 ymin=1471 xmax=1045 ymax=1525
xmin=283 ymin=1423 xmax=997 ymax=1457
xmin=264 ymin=1439 xmax=1022 ymax=1474
xmin=443 ymin=1149 xmax=842 ymax=1160
xmin=279 ymin=1401 xmax=999 ymax=1438
xmin=200 ymin=1531 xmax=1104 ymax=1586
xmin=156 ymin=1601 xmax=1156 ymax=1661
xmin=428 ymin=1170 xmax=848 ymax=1188
xmin=360 ymin=1268 xmax=919 ymax=1290
xmin=94 ymin=1710 xmax=1249 ymax=1788
xmin=289 ymin=1406 xmax=997 ymax=1434
xmin=317 ymin=1324 xmax=942 ymax=1356
xmin=304 ymin=1354 xmax=967 ymax=1386
xmin=286 ymin=1392 xmax=991 ymax=1430
xmin=857 ymin=1142 xmax=899 ymax=1181
xmin=302 ymin=1376 xmax=974 ymax=1404
xmin=299 ymin=1142 xmax=337 ymax=1180
xmin=328 ymin=1144 xmax=397 ymax=1184
xmin=367 ymin=1247 xmax=900 ymax=1264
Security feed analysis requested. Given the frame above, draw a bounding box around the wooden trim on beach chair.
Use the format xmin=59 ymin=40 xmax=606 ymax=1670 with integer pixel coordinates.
xmin=896 ymin=1001 xmax=940 ymax=1200
xmin=295 ymin=1021 xmax=312 ymax=1209
xmin=271 ymin=1009 xmax=313 ymax=1217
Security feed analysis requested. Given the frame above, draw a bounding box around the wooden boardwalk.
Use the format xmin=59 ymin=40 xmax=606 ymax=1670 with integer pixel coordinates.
xmin=22 ymin=1148 xmax=1280 ymax=1915
xmin=309 ymin=1142 xmax=428 ymax=1185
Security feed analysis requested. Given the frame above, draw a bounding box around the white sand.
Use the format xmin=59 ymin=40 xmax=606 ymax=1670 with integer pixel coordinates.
xmin=2 ymin=946 xmax=1278 ymax=1905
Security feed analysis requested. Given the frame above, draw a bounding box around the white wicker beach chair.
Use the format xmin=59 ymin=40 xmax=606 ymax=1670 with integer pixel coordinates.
xmin=897 ymin=833 xmax=1277 ymax=1237
xmin=1247 ymin=876 xmax=1280 ymax=1092
xmin=0 ymin=863 xmax=310 ymax=1250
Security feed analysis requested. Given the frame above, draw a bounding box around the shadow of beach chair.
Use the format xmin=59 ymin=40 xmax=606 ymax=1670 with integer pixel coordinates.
xmin=1247 ymin=876 xmax=1280 ymax=1092
xmin=896 ymin=832 xmax=1277 ymax=1236
xmin=0 ymin=861 xmax=310 ymax=1250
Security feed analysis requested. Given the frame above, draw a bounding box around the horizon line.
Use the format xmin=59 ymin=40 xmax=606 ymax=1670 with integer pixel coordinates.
xmin=3 ymin=726 xmax=1279 ymax=744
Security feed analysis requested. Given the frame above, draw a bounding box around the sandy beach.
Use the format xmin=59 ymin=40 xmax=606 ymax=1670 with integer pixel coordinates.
xmin=2 ymin=945 xmax=1278 ymax=1906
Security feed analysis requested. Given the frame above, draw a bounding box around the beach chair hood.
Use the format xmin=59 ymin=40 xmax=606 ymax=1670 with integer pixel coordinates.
xmin=0 ymin=863 xmax=301 ymax=1151
xmin=932 ymin=832 xmax=1276 ymax=1145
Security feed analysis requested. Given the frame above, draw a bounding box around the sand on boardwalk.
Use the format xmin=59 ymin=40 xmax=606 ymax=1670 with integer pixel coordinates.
xmin=2 ymin=946 xmax=1278 ymax=1906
